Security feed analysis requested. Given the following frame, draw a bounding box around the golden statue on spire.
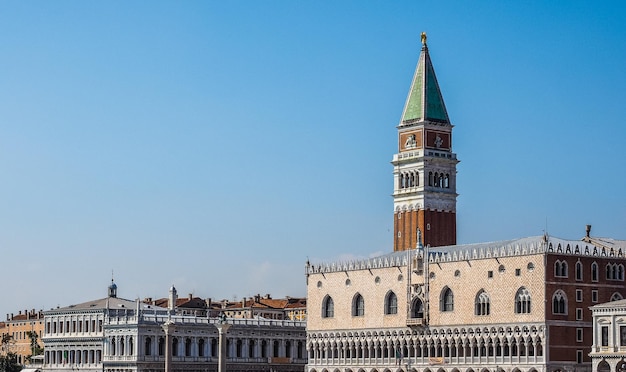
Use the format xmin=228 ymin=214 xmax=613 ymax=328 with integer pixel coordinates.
xmin=421 ymin=32 xmax=427 ymax=45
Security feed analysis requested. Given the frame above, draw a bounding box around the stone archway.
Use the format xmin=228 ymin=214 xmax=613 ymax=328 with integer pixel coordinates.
xmin=597 ymin=360 xmax=610 ymax=372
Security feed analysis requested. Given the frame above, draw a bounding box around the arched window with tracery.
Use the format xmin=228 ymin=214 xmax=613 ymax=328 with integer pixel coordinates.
xmin=411 ymin=298 xmax=424 ymax=318
xmin=440 ymin=287 xmax=454 ymax=312
xmin=352 ymin=293 xmax=365 ymax=316
xmin=515 ymin=287 xmax=531 ymax=314
xmin=554 ymin=260 xmax=568 ymax=277
xmin=611 ymin=292 xmax=623 ymax=301
xmin=592 ymin=262 xmax=599 ymax=281
xmin=553 ymin=290 xmax=567 ymax=314
xmin=475 ymin=290 xmax=490 ymax=315
xmin=322 ymin=295 xmax=334 ymax=318
xmin=385 ymin=291 xmax=398 ymax=315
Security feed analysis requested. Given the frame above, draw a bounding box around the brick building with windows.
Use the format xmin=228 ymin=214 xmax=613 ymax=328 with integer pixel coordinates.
xmin=305 ymin=34 xmax=626 ymax=372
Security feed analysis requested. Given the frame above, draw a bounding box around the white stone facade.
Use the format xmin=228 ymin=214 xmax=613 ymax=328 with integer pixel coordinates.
xmin=590 ymin=299 xmax=626 ymax=371
xmin=42 ymin=286 xmax=307 ymax=372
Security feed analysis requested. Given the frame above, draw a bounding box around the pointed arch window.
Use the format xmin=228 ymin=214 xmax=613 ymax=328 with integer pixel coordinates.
xmin=410 ymin=298 xmax=424 ymax=319
xmin=515 ymin=287 xmax=531 ymax=314
xmin=475 ymin=290 xmax=490 ymax=316
xmin=611 ymin=293 xmax=623 ymax=301
xmin=440 ymin=287 xmax=454 ymax=312
xmin=385 ymin=291 xmax=398 ymax=315
xmin=575 ymin=261 xmax=583 ymax=281
xmin=591 ymin=261 xmax=599 ymax=281
xmin=553 ymin=290 xmax=567 ymax=314
xmin=554 ymin=260 xmax=568 ymax=278
xmin=322 ymin=295 xmax=334 ymax=318
xmin=352 ymin=293 xmax=365 ymax=316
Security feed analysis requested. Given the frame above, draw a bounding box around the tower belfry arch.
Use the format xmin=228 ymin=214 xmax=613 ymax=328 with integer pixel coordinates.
xmin=392 ymin=34 xmax=459 ymax=251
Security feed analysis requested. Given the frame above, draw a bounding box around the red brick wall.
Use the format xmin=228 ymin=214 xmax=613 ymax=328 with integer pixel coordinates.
xmin=394 ymin=209 xmax=456 ymax=251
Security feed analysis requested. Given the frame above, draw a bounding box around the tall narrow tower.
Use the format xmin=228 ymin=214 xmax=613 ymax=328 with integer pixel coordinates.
xmin=392 ymin=33 xmax=458 ymax=251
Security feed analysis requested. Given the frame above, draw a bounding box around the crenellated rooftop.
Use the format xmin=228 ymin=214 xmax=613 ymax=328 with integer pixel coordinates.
xmin=307 ymin=235 xmax=626 ymax=275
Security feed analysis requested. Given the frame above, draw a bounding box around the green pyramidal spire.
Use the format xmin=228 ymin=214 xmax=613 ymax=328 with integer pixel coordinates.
xmin=400 ymin=33 xmax=450 ymax=125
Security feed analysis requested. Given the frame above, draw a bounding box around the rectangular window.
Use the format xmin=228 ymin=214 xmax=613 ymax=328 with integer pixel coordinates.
xmin=602 ymin=326 xmax=609 ymax=346
xmin=577 ymin=350 xmax=583 ymax=364
xmin=592 ymin=290 xmax=599 ymax=303
xmin=576 ymin=308 xmax=583 ymax=320
xmin=621 ymin=326 xmax=626 ymax=346
xmin=488 ymin=271 xmax=493 ymax=278
xmin=515 ymin=268 xmax=521 ymax=276
xmin=576 ymin=328 xmax=583 ymax=342
xmin=576 ymin=289 xmax=583 ymax=302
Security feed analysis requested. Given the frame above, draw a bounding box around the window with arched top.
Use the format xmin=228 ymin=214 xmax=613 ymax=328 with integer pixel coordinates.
xmin=185 ymin=338 xmax=192 ymax=357
xmin=198 ymin=338 xmax=205 ymax=357
xmin=145 ymin=337 xmax=152 ymax=356
xmin=475 ymin=290 xmax=490 ymax=316
xmin=172 ymin=338 xmax=179 ymax=357
xmin=385 ymin=291 xmax=398 ymax=315
xmin=611 ymin=292 xmax=623 ymax=301
xmin=322 ymin=295 xmax=334 ymax=318
xmin=158 ymin=337 xmax=165 ymax=356
xmin=592 ymin=262 xmax=599 ymax=282
xmin=411 ymin=298 xmax=424 ymax=318
xmin=554 ymin=260 xmax=568 ymax=278
xmin=440 ymin=287 xmax=454 ymax=312
xmin=515 ymin=287 xmax=531 ymax=314
xmin=552 ymin=290 xmax=567 ymax=314
xmin=352 ymin=293 xmax=365 ymax=316
xmin=575 ymin=261 xmax=583 ymax=281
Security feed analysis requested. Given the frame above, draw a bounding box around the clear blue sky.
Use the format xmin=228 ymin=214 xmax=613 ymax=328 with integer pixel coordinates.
xmin=1 ymin=1 xmax=625 ymax=318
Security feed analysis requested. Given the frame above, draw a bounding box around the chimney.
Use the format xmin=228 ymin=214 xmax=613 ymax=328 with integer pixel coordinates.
xmin=189 ymin=293 xmax=193 ymax=301
xmin=586 ymin=224 xmax=592 ymax=237
xmin=242 ymin=297 xmax=246 ymax=307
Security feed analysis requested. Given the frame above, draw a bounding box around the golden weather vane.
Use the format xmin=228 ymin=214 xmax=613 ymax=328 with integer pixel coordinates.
xmin=421 ymin=32 xmax=427 ymax=46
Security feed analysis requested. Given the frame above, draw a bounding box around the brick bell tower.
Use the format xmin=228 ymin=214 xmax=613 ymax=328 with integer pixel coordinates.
xmin=392 ymin=33 xmax=458 ymax=251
